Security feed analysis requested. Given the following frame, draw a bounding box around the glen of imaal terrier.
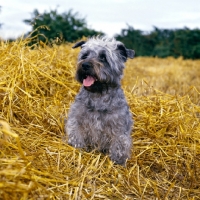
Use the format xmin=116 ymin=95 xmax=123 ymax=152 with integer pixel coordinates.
xmin=65 ymin=36 xmax=134 ymax=165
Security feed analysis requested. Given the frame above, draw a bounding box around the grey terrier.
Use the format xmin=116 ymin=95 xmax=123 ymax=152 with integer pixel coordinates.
xmin=65 ymin=36 xmax=134 ymax=165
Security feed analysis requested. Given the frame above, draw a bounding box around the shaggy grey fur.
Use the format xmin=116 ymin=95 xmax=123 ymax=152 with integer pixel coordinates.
xmin=65 ymin=36 xmax=134 ymax=165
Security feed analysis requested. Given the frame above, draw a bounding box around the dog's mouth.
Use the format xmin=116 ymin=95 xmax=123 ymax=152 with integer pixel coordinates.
xmin=83 ymin=75 xmax=96 ymax=87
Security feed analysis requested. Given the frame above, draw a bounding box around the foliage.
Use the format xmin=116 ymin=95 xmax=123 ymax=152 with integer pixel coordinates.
xmin=24 ymin=9 xmax=103 ymax=45
xmin=116 ymin=25 xmax=200 ymax=59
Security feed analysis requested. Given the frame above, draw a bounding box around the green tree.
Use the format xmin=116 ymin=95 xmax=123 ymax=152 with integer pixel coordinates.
xmin=150 ymin=27 xmax=174 ymax=57
xmin=171 ymin=28 xmax=200 ymax=59
xmin=24 ymin=9 xmax=103 ymax=44
xmin=115 ymin=25 xmax=157 ymax=57
xmin=116 ymin=25 xmax=200 ymax=59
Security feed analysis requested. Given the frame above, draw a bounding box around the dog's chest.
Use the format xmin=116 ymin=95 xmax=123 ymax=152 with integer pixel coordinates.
xmin=75 ymin=95 xmax=113 ymax=127
xmin=84 ymin=97 xmax=111 ymax=121
xmin=74 ymin=87 xmax=127 ymax=129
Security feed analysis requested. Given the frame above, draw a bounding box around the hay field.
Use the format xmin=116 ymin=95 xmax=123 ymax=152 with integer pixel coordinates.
xmin=0 ymin=39 xmax=200 ymax=200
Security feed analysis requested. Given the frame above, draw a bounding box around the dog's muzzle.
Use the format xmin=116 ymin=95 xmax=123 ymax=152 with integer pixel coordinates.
xmin=80 ymin=62 xmax=96 ymax=87
xmin=82 ymin=62 xmax=92 ymax=71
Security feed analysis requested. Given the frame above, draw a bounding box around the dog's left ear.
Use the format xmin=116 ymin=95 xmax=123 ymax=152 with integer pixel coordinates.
xmin=117 ymin=44 xmax=135 ymax=61
xmin=72 ymin=41 xmax=86 ymax=49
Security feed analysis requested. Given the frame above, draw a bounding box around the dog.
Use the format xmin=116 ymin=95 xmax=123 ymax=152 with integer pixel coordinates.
xmin=65 ymin=36 xmax=134 ymax=165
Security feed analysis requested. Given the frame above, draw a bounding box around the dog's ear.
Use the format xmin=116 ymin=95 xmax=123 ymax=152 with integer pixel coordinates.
xmin=126 ymin=49 xmax=135 ymax=59
xmin=72 ymin=41 xmax=86 ymax=49
xmin=117 ymin=44 xmax=135 ymax=61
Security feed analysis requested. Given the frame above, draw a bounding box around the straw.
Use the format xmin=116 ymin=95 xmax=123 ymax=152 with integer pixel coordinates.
xmin=0 ymin=38 xmax=200 ymax=199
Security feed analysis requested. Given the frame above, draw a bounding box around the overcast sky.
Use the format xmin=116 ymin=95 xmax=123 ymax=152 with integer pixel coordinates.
xmin=1 ymin=0 xmax=200 ymax=39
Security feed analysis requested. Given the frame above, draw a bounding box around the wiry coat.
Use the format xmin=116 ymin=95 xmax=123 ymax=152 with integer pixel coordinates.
xmin=65 ymin=36 xmax=134 ymax=165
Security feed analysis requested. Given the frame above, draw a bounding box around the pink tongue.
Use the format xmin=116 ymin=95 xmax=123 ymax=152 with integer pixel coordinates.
xmin=83 ymin=76 xmax=95 ymax=87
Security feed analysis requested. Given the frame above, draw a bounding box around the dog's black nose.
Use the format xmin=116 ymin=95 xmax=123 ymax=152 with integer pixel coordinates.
xmin=82 ymin=62 xmax=91 ymax=71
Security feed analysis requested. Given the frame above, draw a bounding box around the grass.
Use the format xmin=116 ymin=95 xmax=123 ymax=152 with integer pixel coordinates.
xmin=0 ymin=38 xmax=200 ymax=199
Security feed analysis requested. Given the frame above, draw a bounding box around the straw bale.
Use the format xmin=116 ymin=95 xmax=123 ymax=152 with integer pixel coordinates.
xmin=0 ymin=38 xmax=200 ymax=199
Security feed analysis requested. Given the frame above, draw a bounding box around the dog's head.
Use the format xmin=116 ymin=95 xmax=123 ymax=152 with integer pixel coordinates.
xmin=73 ymin=36 xmax=135 ymax=93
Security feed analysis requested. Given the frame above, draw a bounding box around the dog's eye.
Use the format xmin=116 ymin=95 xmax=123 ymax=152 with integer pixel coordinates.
xmin=99 ymin=54 xmax=107 ymax=62
xmin=81 ymin=54 xmax=88 ymax=59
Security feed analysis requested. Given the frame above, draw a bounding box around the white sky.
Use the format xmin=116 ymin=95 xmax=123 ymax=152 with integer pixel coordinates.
xmin=0 ymin=0 xmax=200 ymax=39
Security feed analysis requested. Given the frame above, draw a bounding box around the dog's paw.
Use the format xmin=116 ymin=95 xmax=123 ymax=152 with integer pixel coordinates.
xmin=68 ymin=138 xmax=85 ymax=148
xmin=110 ymin=155 xmax=127 ymax=166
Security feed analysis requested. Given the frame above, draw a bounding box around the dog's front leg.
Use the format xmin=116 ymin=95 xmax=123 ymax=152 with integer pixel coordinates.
xmin=109 ymin=134 xmax=132 ymax=166
xmin=65 ymin=118 xmax=86 ymax=148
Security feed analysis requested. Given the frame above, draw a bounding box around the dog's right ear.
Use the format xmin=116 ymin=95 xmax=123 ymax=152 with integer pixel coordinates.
xmin=117 ymin=44 xmax=135 ymax=62
xmin=72 ymin=41 xmax=86 ymax=49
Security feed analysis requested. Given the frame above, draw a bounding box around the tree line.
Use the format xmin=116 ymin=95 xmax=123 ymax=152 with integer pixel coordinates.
xmin=1 ymin=8 xmax=200 ymax=59
xmin=23 ymin=9 xmax=103 ymax=45
xmin=115 ymin=25 xmax=200 ymax=59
